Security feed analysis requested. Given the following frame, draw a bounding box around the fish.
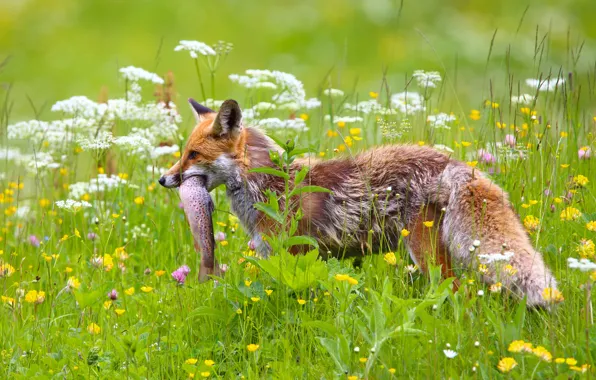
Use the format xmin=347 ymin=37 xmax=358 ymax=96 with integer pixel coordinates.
xmin=179 ymin=175 xmax=224 ymax=281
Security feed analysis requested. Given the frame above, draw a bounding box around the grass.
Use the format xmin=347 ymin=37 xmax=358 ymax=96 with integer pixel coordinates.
xmin=1 ymin=11 xmax=596 ymax=379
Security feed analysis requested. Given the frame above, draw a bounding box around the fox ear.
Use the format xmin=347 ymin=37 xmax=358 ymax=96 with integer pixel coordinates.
xmin=188 ymin=98 xmax=215 ymax=122
xmin=212 ymin=99 xmax=242 ymax=138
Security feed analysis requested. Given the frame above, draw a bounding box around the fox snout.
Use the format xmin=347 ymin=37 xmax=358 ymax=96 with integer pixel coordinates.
xmin=159 ymin=173 xmax=181 ymax=188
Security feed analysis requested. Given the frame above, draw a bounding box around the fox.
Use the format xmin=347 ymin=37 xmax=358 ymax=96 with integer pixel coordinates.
xmin=159 ymin=98 xmax=558 ymax=307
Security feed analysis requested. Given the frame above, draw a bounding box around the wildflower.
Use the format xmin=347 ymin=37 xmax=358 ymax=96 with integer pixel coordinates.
xmin=369 ymin=91 xmax=379 ymax=99
xmin=119 ymin=66 xmax=164 ymax=84
xmin=576 ymin=239 xmax=595 ymax=259
xmin=25 ymin=290 xmax=45 ymax=304
xmin=349 ymin=128 xmax=362 ymax=136
xmin=155 ymin=270 xmax=166 ymax=277
xmin=443 ymin=349 xmax=458 ymax=359
xmin=469 ymin=110 xmax=481 ymax=121
xmin=108 ymin=289 xmax=118 ymax=300
xmin=389 ymin=368 xmax=396 ymax=374
xmin=532 ymin=346 xmax=552 ymax=362
xmin=587 ymin=221 xmax=596 ymax=231
xmin=478 ymin=251 xmax=514 ymax=264
xmin=478 ymin=149 xmax=496 ymax=164
xmin=405 ymin=264 xmax=418 ymax=274
xmin=384 ymin=252 xmax=397 ymax=266
xmin=103 ymin=254 xmax=114 ymax=271
xmin=578 ymin=147 xmax=592 ymax=160
xmin=347 ymin=277 xmax=358 ymax=285
xmin=427 ymin=113 xmax=455 ymax=129
xmin=323 ymin=88 xmax=344 ymax=97
xmin=566 ymin=358 xmax=578 ymax=366
xmin=87 ymin=323 xmax=101 ymax=335
xmin=568 ymin=257 xmax=596 ymax=272
xmin=508 ymin=340 xmax=533 ymax=353
xmin=244 ymin=280 xmax=252 ymax=287
xmin=478 ymin=264 xmax=488 ymax=274
xmin=204 ymin=359 xmax=215 ymax=367
xmin=200 ymin=372 xmax=210 ymax=378
xmin=66 ymin=276 xmax=81 ymax=291
xmin=39 ymin=198 xmax=51 ymax=208
xmin=504 ymin=134 xmax=516 ymax=148
xmin=246 ymin=344 xmax=259 ymax=352
xmin=54 ymin=199 xmax=92 ymax=212
xmin=265 ymin=289 xmax=273 ymax=296
xmin=236 ymin=308 xmax=242 ymax=315
xmin=511 ymin=94 xmax=534 ymax=104
xmin=423 ymin=221 xmax=434 ymax=228
xmin=134 ymin=196 xmax=145 ymax=205
xmin=114 ymin=308 xmax=125 ymax=316
xmin=215 ymin=232 xmax=226 ymax=242
xmin=523 ymin=215 xmax=540 ymax=232
xmin=401 ymin=229 xmax=410 ymax=237
xmin=359 ymin=357 xmax=368 ymax=363
xmin=172 ymin=265 xmax=191 ymax=284
xmin=348 ymin=376 xmax=358 ymax=380
xmin=477 ymin=290 xmax=484 ymax=296
xmin=124 ymin=287 xmax=135 ymax=296
xmin=140 ymin=286 xmax=153 ymax=293
xmin=185 ymin=358 xmax=198 ymax=365
xmin=573 ymin=175 xmax=589 ymax=188
xmin=503 ymin=265 xmax=518 ymax=276
xmin=413 ymin=70 xmax=442 ymax=88
xmin=489 ymin=282 xmax=502 ymax=293
xmin=103 ymin=300 xmax=112 ymax=310
xmin=1 ymin=296 xmax=15 ymax=306
xmin=0 ymin=263 xmax=15 ymax=277
xmin=297 ymin=299 xmax=306 ymax=305
xmin=555 ymin=358 xmax=565 ymax=364
xmin=250 ymin=297 xmax=260 ymax=303
xmin=497 ymin=357 xmax=518 ymax=373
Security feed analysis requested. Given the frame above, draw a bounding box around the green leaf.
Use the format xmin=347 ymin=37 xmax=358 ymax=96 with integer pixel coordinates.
xmin=249 ymin=166 xmax=289 ymax=180
xmin=302 ymin=321 xmax=339 ymax=337
xmin=253 ymin=202 xmax=284 ymax=224
xmin=294 ymin=166 xmax=309 ymax=186
xmin=284 ymin=235 xmax=319 ymax=249
xmin=289 ymin=185 xmax=332 ymax=198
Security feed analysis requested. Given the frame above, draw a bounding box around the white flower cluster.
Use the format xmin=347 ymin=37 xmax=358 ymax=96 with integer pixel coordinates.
xmin=322 ymin=88 xmax=345 ymax=97
xmin=174 ymin=40 xmax=216 ymax=58
xmin=150 ymin=144 xmax=180 ymax=160
xmin=391 ymin=92 xmax=425 ymax=114
xmin=525 ymin=77 xmax=565 ymax=92
xmin=344 ymin=100 xmax=391 ymax=115
xmin=55 ymin=199 xmax=93 ymax=212
xmin=68 ymin=174 xmax=128 ymax=199
xmin=427 ymin=113 xmax=456 ymax=129
xmin=413 ymin=70 xmax=442 ymax=89
xmin=511 ymin=94 xmax=534 ymax=105
xmin=255 ymin=118 xmax=307 ymax=131
xmin=8 ymin=118 xmax=97 ymax=145
xmin=229 ymin=69 xmax=320 ymax=109
xmin=568 ymin=257 xmax=596 ymax=272
xmin=119 ymin=66 xmax=164 ymax=84
xmin=477 ymin=251 xmax=514 ymax=264
xmin=324 ymin=115 xmax=364 ymax=123
xmin=78 ymin=131 xmax=115 ymax=151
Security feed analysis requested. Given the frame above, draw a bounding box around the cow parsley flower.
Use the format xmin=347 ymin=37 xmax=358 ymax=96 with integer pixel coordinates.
xmin=391 ymin=92 xmax=425 ymax=114
xmin=511 ymin=94 xmax=534 ymax=105
xmin=525 ymin=77 xmax=565 ymax=92
xmin=55 ymin=199 xmax=92 ymax=212
xmin=413 ymin=70 xmax=442 ymax=89
xmin=119 ymin=66 xmax=164 ymax=84
xmin=443 ymin=349 xmax=458 ymax=359
xmin=568 ymin=257 xmax=596 ymax=272
xmin=174 ymin=40 xmax=217 ymax=58
xmin=323 ymin=88 xmax=344 ymax=97
xmin=477 ymin=251 xmax=514 ymax=264
xmin=427 ymin=113 xmax=456 ymax=129
xmin=77 ymin=131 xmax=115 ymax=151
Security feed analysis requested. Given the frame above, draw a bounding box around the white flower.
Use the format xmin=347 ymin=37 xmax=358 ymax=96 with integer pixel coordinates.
xmin=568 ymin=257 xmax=596 ymax=272
xmin=474 ymin=341 xmax=480 ymax=347
xmin=443 ymin=349 xmax=458 ymax=359
xmin=55 ymin=199 xmax=92 ymax=212
xmin=433 ymin=144 xmax=455 ymax=153
xmin=427 ymin=113 xmax=456 ymax=129
xmin=391 ymin=92 xmax=425 ymax=114
xmin=77 ymin=131 xmax=115 ymax=151
xmin=256 ymin=118 xmax=307 ymax=131
xmin=511 ymin=94 xmax=534 ymax=105
xmin=477 ymin=251 xmax=514 ymax=264
xmin=477 ymin=290 xmax=484 ymax=296
xmin=353 ymin=346 xmax=360 ymax=353
xmin=323 ymin=115 xmax=364 ymax=124
xmin=413 ymin=70 xmax=442 ymax=89
xmin=322 ymin=88 xmax=344 ymax=97
xmin=252 ymin=102 xmax=277 ymax=112
xmin=525 ymin=77 xmax=565 ymax=92
xmin=174 ymin=40 xmax=216 ymax=58
xmin=114 ymin=135 xmax=153 ymax=152
xmin=344 ymin=100 xmax=390 ymax=115
xmin=150 ymin=144 xmax=180 ymax=160
xmin=68 ymin=174 xmax=128 ymax=199
xmin=119 ymin=66 xmax=164 ymax=84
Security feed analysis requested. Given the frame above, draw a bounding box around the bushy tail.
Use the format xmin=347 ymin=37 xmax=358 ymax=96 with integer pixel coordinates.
xmin=437 ymin=163 xmax=557 ymax=307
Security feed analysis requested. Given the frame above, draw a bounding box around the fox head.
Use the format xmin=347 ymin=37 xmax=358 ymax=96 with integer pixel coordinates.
xmin=158 ymin=98 xmax=246 ymax=191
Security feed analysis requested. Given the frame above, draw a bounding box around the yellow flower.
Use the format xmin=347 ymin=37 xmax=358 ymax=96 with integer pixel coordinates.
xmin=466 ymin=161 xmax=478 ymax=167
xmin=359 ymin=357 xmax=368 ymax=363
xmin=555 ymin=358 xmax=565 ymax=364
xmin=204 ymin=359 xmax=215 ymax=367
xmin=125 ymin=287 xmax=135 ymax=296
xmin=566 ymin=358 xmax=578 ymax=366
xmin=423 ymin=221 xmax=434 ymax=228
xmin=384 ymin=252 xmax=397 ymax=266
xmin=542 ymin=287 xmax=564 ymax=303
xmin=185 ymin=358 xmax=198 ymax=365
xmin=349 ymin=128 xmax=361 ymax=136
xmin=489 ymin=282 xmax=502 ymax=293
xmin=220 ymin=240 xmax=229 ymax=246
xmin=87 ymin=323 xmax=101 ymax=335
xmin=369 ymin=91 xmax=378 ymax=99
xmin=319 ymin=151 xmax=326 ymax=157
xmin=244 ymin=280 xmax=252 ymax=287
xmin=200 ymin=372 xmax=210 ymax=378
xmin=461 ymin=141 xmax=472 ymax=147
xmin=114 ymin=308 xmax=126 ymax=316
xmin=334 ymin=274 xmax=349 ymax=281
xmin=1 ymin=295 xmax=15 ymax=306
xmin=134 ymin=196 xmax=145 ymax=205
xmin=141 ymin=286 xmax=153 ymax=293
xmin=347 ymin=277 xmax=358 ymax=285
xmin=560 ymin=131 xmax=568 ymax=138
xmin=155 ymin=270 xmax=166 ymax=277
xmin=523 ymin=215 xmax=540 ymax=232
xmin=401 ymin=229 xmax=410 ymax=237
xmin=532 ymin=346 xmax=552 ymax=362
xmin=469 ymin=110 xmax=481 ymax=121
xmin=246 ymin=344 xmax=259 ymax=352
xmin=348 ymin=376 xmax=358 ymax=380
xmin=326 ymin=130 xmax=338 ymax=138
xmin=508 ymin=340 xmax=533 ymax=353
xmin=587 ymin=221 xmax=596 ymax=232
xmin=577 ymin=239 xmax=595 ymax=259
xmin=67 ymin=276 xmax=81 ymax=290
xmin=250 ymin=297 xmax=260 ymax=303
xmin=81 ymin=193 xmax=91 ymax=201
xmin=24 ymin=290 xmax=45 ymax=304
xmin=103 ymin=300 xmax=112 ymax=310
xmin=389 ymin=368 xmax=396 ymax=374
xmin=265 ymin=289 xmax=273 ymax=296
xmin=573 ymin=175 xmax=589 ymax=187
xmin=103 ymin=254 xmax=114 ymax=271
xmin=299 ymin=113 xmax=309 ymax=121
xmin=39 ymin=199 xmax=51 ymax=208
xmin=497 ymin=357 xmax=518 ymax=373
xmin=297 ymin=299 xmax=306 ymax=305
xmin=560 ymin=207 xmax=581 ymax=221
xmin=337 ymin=121 xmax=346 ymax=128
xmin=0 ymin=263 xmax=15 ymax=277
xmin=503 ymin=265 xmax=517 ymax=276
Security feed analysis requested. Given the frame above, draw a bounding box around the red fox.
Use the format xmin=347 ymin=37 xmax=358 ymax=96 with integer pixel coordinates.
xmin=159 ymin=98 xmax=557 ymax=307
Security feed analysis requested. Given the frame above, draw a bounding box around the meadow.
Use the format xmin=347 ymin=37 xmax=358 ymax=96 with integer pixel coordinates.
xmin=2 ymin=1 xmax=596 ymax=379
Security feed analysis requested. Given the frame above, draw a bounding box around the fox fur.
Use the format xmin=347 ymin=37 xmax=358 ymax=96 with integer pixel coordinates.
xmin=159 ymin=99 xmax=558 ymax=307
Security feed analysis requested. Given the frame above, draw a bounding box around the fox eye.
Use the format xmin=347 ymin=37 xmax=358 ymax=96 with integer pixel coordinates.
xmin=188 ymin=150 xmax=199 ymax=160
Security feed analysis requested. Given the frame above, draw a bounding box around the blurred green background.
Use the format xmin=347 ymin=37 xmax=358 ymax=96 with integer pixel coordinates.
xmin=1 ymin=0 xmax=595 ymax=120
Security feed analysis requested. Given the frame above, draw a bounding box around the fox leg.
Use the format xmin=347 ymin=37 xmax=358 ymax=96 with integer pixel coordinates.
xmin=405 ymin=203 xmax=459 ymax=290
